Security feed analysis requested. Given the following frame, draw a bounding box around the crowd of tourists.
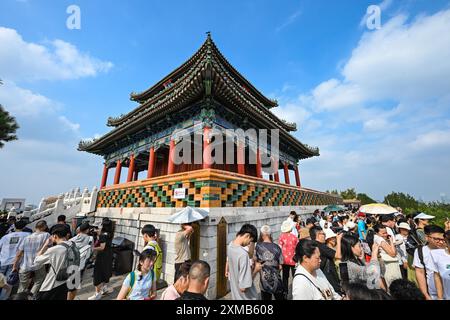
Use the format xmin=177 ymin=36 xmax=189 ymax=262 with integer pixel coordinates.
xmin=0 ymin=208 xmax=449 ymax=301
xmin=223 ymin=209 xmax=450 ymax=300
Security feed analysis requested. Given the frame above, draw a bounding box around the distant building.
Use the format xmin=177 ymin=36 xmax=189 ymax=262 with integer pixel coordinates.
xmin=0 ymin=198 xmax=26 ymax=213
xmin=343 ymin=199 xmax=361 ymax=210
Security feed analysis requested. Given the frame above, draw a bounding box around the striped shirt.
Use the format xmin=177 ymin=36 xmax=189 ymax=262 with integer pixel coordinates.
xmin=18 ymin=231 xmax=51 ymax=272
xmin=0 ymin=231 xmax=29 ymax=266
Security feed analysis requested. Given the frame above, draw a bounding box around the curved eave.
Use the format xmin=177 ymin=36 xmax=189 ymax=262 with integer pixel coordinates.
xmin=82 ymin=69 xmax=314 ymax=156
xmin=110 ymin=55 xmax=293 ymax=131
xmin=129 ymin=36 xmax=277 ymax=108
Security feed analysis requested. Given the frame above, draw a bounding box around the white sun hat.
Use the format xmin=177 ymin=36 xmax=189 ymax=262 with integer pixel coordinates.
xmin=324 ymin=228 xmax=337 ymax=240
xmin=414 ymin=212 xmax=435 ymax=220
xmin=397 ymin=222 xmax=411 ymax=230
xmin=281 ymin=220 xmax=294 ymax=233
xmin=345 ymin=221 xmax=357 ymax=230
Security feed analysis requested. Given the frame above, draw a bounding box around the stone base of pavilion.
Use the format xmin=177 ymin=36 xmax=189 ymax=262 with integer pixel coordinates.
xmin=92 ymin=169 xmax=342 ymax=299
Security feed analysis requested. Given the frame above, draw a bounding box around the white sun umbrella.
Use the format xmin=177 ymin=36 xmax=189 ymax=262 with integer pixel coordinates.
xmin=167 ymin=206 xmax=209 ymax=224
xmin=359 ymin=203 xmax=398 ymax=215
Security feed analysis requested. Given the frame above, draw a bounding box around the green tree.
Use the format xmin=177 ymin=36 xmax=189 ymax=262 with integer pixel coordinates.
xmin=340 ymin=188 xmax=357 ymax=200
xmin=357 ymin=193 xmax=376 ymax=205
xmin=0 ymin=105 xmax=19 ymax=148
xmin=384 ymin=192 xmax=419 ymax=212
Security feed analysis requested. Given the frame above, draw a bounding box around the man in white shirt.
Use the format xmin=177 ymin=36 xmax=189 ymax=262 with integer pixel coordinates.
xmin=34 ymin=224 xmax=72 ymax=300
xmin=227 ymin=224 xmax=261 ymax=300
xmin=12 ymin=220 xmax=50 ymax=297
xmin=67 ymin=222 xmax=93 ymax=300
xmin=431 ymin=229 xmax=450 ymax=300
xmin=292 ymin=239 xmax=341 ymax=300
xmin=413 ymin=225 xmax=446 ymax=300
xmin=0 ymin=220 xmax=29 ymax=277
xmin=430 ymin=240 xmax=450 ymax=300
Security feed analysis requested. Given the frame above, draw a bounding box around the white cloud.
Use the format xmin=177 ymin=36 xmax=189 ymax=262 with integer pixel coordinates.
xmin=310 ymin=79 xmax=364 ymax=111
xmin=0 ymin=81 xmax=60 ymax=116
xmin=363 ymin=118 xmax=389 ymax=132
xmin=409 ymin=130 xmax=450 ymax=150
xmin=272 ymin=102 xmax=311 ymax=129
xmin=0 ymin=27 xmax=112 ymax=204
xmin=58 ymin=116 xmax=80 ymax=134
xmin=346 ymin=12 xmax=450 ymax=101
xmin=303 ymin=9 xmax=450 ymax=112
xmin=0 ymin=27 xmax=113 ymax=82
xmin=276 ymin=8 xmax=450 ymax=201
xmin=0 ymin=138 xmax=101 ymax=204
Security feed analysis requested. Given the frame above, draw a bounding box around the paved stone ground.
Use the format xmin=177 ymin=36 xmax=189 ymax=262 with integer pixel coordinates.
xmin=76 ymin=267 xmax=292 ymax=300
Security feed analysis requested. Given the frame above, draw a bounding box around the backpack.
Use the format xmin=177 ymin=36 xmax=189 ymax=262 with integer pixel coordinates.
xmin=366 ymin=229 xmax=375 ymax=250
xmin=126 ymin=271 xmax=137 ymax=299
xmin=126 ymin=269 xmax=154 ymax=300
xmin=55 ymin=242 xmax=80 ymax=281
xmin=146 ymin=242 xmax=163 ymax=279
xmin=406 ymin=229 xmax=422 ymax=257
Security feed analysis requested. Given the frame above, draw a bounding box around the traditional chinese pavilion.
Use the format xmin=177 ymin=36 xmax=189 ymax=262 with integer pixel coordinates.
xmin=79 ymin=33 xmax=341 ymax=298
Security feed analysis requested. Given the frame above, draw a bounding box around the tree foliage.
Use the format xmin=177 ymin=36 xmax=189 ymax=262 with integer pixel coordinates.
xmin=356 ymin=193 xmax=376 ymax=205
xmin=384 ymin=192 xmax=419 ymax=212
xmin=340 ymin=188 xmax=357 ymax=200
xmin=0 ymin=104 xmax=19 ymax=148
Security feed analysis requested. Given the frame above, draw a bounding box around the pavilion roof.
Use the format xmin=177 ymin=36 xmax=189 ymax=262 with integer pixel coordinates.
xmin=79 ymin=34 xmax=319 ymax=159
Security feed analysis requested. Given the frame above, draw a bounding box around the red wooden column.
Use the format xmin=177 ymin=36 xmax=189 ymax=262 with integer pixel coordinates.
xmin=203 ymin=127 xmax=212 ymax=169
xmin=256 ymin=147 xmax=262 ymax=178
xmin=237 ymin=141 xmax=245 ymax=175
xmin=272 ymin=156 xmax=279 ymax=182
xmin=294 ymin=165 xmax=301 ymax=188
xmin=113 ymin=160 xmax=122 ymax=185
xmin=100 ymin=164 xmax=109 ymax=189
xmin=147 ymin=146 xmax=155 ymax=178
xmin=283 ymin=162 xmax=290 ymax=185
xmin=127 ymin=154 xmax=135 ymax=182
xmin=168 ymin=139 xmax=175 ymax=175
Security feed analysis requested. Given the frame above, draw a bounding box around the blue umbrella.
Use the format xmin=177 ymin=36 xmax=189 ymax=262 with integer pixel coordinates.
xmin=323 ymin=204 xmax=345 ymax=213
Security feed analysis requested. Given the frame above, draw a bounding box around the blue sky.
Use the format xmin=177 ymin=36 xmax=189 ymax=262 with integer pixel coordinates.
xmin=1 ymin=0 xmax=450 ymax=204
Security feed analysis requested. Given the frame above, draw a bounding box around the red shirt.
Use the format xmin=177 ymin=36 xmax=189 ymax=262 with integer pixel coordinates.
xmin=278 ymin=233 xmax=299 ymax=266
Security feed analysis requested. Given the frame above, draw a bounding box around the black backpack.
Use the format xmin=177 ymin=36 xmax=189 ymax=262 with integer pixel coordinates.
xmin=54 ymin=242 xmax=81 ymax=281
xmin=406 ymin=229 xmax=422 ymax=257
xmin=366 ymin=229 xmax=375 ymax=250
